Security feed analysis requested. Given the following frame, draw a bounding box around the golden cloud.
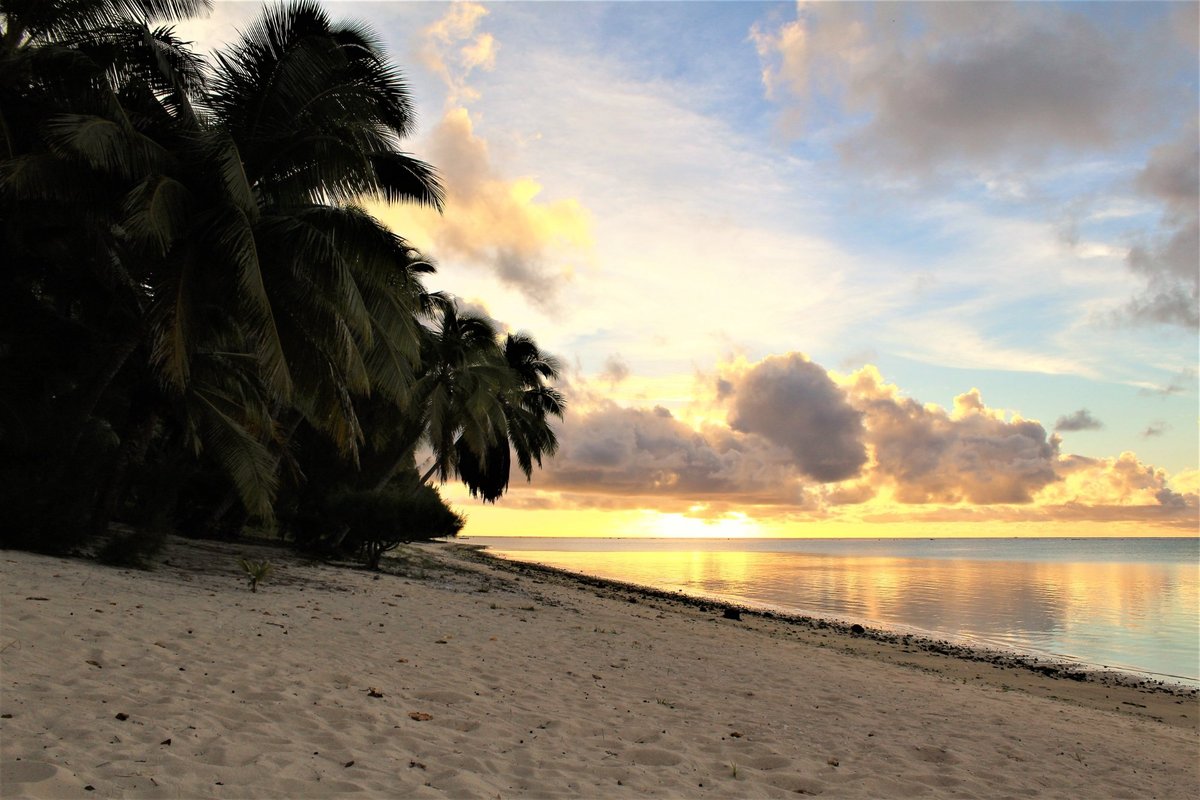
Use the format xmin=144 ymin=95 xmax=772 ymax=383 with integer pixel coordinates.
xmin=1037 ymin=453 xmax=1189 ymax=508
xmin=378 ymin=108 xmax=591 ymax=308
xmin=505 ymin=354 xmax=1197 ymax=531
xmin=420 ymin=1 xmax=495 ymax=105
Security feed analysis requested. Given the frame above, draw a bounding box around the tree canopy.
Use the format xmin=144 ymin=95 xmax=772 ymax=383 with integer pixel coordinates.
xmin=0 ymin=0 xmax=563 ymax=565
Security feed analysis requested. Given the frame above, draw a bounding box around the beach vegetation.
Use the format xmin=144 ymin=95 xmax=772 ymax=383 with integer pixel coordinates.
xmin=300 ymin=474 xmax=465 ymax=570
xmin=238 ymin=558 xmax=273 ymax=592
xmin=0 ymin=0 xmax=562 ymax=564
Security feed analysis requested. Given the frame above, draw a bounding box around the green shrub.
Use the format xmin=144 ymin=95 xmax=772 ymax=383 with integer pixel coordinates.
xmin=325 ymin=478 xmax=465 ymax=569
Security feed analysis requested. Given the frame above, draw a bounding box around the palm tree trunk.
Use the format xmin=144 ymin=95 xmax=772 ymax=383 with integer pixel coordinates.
xmin=1 ymin=18 xmax=29 ymax=55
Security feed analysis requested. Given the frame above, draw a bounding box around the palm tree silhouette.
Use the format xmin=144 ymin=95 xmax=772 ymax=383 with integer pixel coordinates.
xmin=455 ymin=333 xmax=565 ymax=502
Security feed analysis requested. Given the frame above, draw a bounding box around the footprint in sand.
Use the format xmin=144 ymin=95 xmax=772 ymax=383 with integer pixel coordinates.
xmin=913 ymin=745 xmax=959 ymax=765
xmin=415 ymin=690 xmax=473 ymax=705
xmin=626 ymin=747 xmax=683 ymax=766
xmin=743 ymin=754 xmax=791 ymax=770
xmin=0 ymin=760 xmax=83 ymax=796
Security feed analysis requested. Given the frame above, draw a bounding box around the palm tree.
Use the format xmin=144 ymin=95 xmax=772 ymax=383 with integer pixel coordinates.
xmin=0 ymin=1 xmax=209 ymax=56
xmin=454 ymin=332 xmax=565 ymax=502
xmin=4 ymin=0 xmax=564 ymax=554
xmin=3 ymin=0 xmax=447 ymax=540
xmin=314 ymin=298 xmax=507 ymax=550
xmin=162 ymin=0 xmax=447 ymax=528
xmin=1 ymin=0 xmax=216 ymax=544
xmin=361 ymin=298 xmax=511 ymax=492
xmin=1 ymin=0 xmax=214 ymax=434
xmin=193 ymin=1 xmax=443 ymax=464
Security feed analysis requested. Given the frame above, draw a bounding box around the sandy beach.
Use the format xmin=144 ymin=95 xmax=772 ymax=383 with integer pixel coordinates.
xmin=2 ymin=537 xmax=1197 ymax=799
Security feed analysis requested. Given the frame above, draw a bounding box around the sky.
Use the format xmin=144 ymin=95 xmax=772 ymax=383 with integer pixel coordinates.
xmin=182 ymin=1 xmax=1200 ymax=538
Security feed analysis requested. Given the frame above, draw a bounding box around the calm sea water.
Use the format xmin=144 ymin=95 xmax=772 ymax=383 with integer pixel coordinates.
xmin=469 ymin=537 xmax=1200 ymax=684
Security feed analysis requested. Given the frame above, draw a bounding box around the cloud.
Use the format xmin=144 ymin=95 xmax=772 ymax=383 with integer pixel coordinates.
xmin=844 ymin=368 xmax=1060 ymax=504
xmin=840 ymin=18 xmax=1152 ymax=172
xmin=1054 ymin=409 xmax=1104 ymax=432
xmin=887 ymin=315 xmax=1101 ymax=378
xmin=1142 ymin=421 xmax=1170 ymax=438
xmin=1137 ymin=367 xmax=1198 ymax=398
xmin=518 ymin=353 xmax=1194 ymax=528
xmin=752 ymin=3 xmax=1197 ymax=331
xmin=1123 ymin=124 xmax=1200 ymax=329
xmin=1170 ymin=468 xmax=1200 ymax=497
xmin=724 ymin=353 xmax=867 ymax=482
xmin=419 ymin=1 xmax=496 ymax=106
xmin=537 ymin=400 xmax=806 ymax=508
xmin=374 ymin=7 xmax=590 ymax=311
xmin=378 ymin=5 xmax=593 ymax=310
xmin=1036 ymin=452 xmax=1195 ymax=513
xmin=752 ymin=3 xmax=1184 ymax=173
xmin=407 ymin=108 xmax=592 ymax=308
xmin=599 ymin=355 xmax=630 ymax=385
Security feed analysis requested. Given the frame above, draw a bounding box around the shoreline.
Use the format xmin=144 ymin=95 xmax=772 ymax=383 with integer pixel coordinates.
xmin=3 ymin=536 xmax=1198 ymax=798
xmin=458 ymin=544 xmax=1198 ymax=730
xmin=465 ymin=538 xmax=1200 ymax=691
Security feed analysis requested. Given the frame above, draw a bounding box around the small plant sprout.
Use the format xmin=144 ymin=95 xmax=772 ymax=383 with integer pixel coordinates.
xmin=238 ymin=558 xmax=273 ymax=592
xmin=730 ymin=762 xmax=739 ymax=778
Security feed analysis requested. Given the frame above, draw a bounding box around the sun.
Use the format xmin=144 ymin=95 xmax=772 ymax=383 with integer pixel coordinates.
xmin=650 ymin=510 xmax=763 ymax=539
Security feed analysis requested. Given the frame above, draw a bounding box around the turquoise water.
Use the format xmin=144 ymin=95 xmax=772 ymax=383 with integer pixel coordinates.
xmin=470 ymin=537 xmax=1200 ymax=683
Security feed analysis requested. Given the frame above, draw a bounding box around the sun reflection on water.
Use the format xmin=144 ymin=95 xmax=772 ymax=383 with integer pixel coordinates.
xmin=491 ymin=545 xmax=1199 ymax=682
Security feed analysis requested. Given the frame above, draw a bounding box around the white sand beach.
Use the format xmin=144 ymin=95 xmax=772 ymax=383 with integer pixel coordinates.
xmin=2 ymin=538 xmax=1197 ymax=799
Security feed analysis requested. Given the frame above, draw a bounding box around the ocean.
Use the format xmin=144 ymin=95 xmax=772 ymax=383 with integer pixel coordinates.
xmin=468 ymin=536 xmax=1200 ymax=684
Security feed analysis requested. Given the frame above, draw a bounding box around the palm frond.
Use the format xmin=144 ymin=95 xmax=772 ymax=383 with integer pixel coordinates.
xmin=148 ymin=246 xmax=196 ymax=389
xmin=3 ymin=0 xmax=211 ymax=50
xmin=204 ymin=0 xmax=429 ymax=206
xmin=189 ymin=383 xmax=279 ymax=519
xmin=204 ymin=206 xmax=292 ymax=398
xmin=368 ymin=151 xmax=444 ymax=210
xmin=43 ymin=111 xmax=169 ymax=178
xmin=120 ymin=172 xmax=192 ymax=255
